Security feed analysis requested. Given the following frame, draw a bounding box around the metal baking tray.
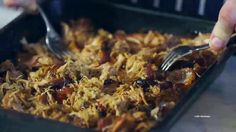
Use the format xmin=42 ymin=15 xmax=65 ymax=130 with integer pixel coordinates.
xmin=0 ymin=0 xmax=235 ymax=131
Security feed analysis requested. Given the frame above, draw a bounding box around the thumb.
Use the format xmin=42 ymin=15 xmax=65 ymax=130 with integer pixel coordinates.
xmin=210 ymin=0 xmax=236 ymax=51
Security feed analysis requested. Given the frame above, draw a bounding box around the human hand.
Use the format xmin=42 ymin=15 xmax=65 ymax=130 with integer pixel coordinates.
xmin=3 ymin=0 xmax=37 ymax=11
xmin=210 ymin=0 xmax=236 ymax=51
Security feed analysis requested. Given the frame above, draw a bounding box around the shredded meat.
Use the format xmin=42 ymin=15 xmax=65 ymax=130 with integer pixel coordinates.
xmin=0 ymin=18 xmax=217 ymax=132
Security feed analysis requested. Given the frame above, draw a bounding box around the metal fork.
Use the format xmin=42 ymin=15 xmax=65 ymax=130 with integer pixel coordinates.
xmin=160 ymin=44 xmax=209 ymax=71
xmin=160 ymin=34 xmax=236 ymax=71
xmin=37 ymin=4 xmax=71 ymax=59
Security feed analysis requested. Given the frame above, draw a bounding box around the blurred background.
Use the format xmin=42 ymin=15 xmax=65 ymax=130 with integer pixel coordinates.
xmin=109 ymin=0 xmax=223 ymax=20
xmin=0 ymin=1 xmax=22 ymax=28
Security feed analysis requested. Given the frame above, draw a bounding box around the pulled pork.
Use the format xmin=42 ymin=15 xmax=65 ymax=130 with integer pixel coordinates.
xmin=0 ymin=18 xmax=217 ymax=132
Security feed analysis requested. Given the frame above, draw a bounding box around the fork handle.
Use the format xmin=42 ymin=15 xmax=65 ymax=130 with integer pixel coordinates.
xmin=37 ymin=4 xmax=56 ymax=34
xmin=194 ymin=44 xmax=209 ymax=51
xmin=195 ymin=33 xmax=236 ymax=51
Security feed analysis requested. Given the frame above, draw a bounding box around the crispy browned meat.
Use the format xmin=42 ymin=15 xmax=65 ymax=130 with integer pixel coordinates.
xmin=0 ymin=18 xmax=217 ymax=132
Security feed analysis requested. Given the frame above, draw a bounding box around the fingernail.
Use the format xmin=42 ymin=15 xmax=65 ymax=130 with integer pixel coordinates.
xmin=210 ymin=37 xmax=225 ymax=50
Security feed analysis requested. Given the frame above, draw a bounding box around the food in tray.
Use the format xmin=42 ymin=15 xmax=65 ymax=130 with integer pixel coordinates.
xmin=0 ymin=18 xmax=217 ymax=131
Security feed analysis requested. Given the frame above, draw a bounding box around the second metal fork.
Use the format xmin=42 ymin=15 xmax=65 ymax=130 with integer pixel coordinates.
xmin=37 ymin=4 xmax=72 ymax=59
xmin=160 ymin=34 xmax=236 ymax=71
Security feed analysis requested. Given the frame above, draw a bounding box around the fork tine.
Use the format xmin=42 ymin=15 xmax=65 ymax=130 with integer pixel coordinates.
xmin=55 ymin=50 xmax=65 ymax=59
xmin=63 ymin=50 xmax=72 ymax=58
xmin=56 ymin=43 xmax=73 ymax=57
xmin=52 ymin=44 xmax=74 ymax=59
xmin=161 ymin=52 xmax=178 ymax=69
xmin=163 ymin=56 xmax=181 ymax=71
xmin=161 ymin=52 xmax=175 ymax=68
xmin=65 ymin=50 xmax=74 ymax=56
xmin=163 ymin=58 xmax=178 ymax=71
xmin=51 ymin=46 xmax=67 ymax=59
xmin=161 ymin=54 xmax=179 ymax=71
xmin=47 ymin=46 xmax=61 ymax=58
xmin=163 ymin=51 xmax=175 ymax=61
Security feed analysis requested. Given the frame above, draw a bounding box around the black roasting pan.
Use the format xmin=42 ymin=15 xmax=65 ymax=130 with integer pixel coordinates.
xmin=0 ymin=0 xmax=235 ymax=132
